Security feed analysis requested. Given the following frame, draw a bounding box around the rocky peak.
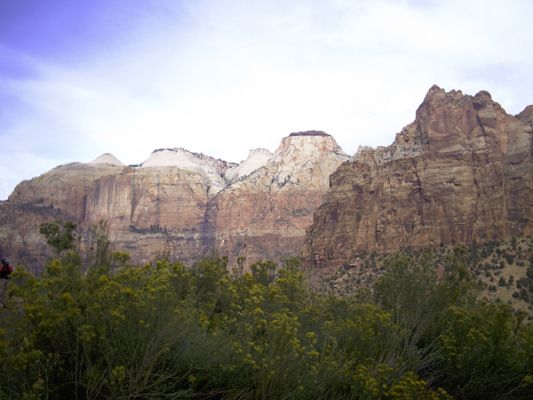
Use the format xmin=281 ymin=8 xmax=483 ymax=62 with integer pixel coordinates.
xmin=141 ymin=148 xmax=237 ymax=196
xmin=274 ymin=131 xmax=346 ymax=160
xmin=262 ymin=131 xmax=349 ymax=191
xmin=207 ymin=132 xmax=350 ymax=266
xmin=385 ymin=86 xmax=516 ymax=161
xmin=222 ymin=131 xmax=349 ymax=192
xmin=517 ymin=105 xmax=533 ymax=128
xmin=422 ymin=84 xmax=447 ymax=102
xmin=303 ymin=87 xmax=533 ymax=269
xmin=421 ymin=84 xmax=464 ymax=104
xmin=362 ymin=85 xmax=533 ymax=168
xmin=474 ymin=89 xmax=492 ymax=102
xmin=418 ymin=86 xmax=506 ymax=117
xmin=143 ymin=147 xmax=235 ymax=172
xmin=89 ymin=153 xmax=124 ymax=166
xmin=225 ymin=148 xmax=273 ymax=183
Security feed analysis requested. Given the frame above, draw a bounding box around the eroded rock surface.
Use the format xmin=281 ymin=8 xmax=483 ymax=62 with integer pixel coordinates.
xmin=1 ymin=135 xmax=348 ymax=270
xmin=303 ymin=86 xmax=533 ymax=269
xmin=208 ymin=132 xmax=349 ymax=265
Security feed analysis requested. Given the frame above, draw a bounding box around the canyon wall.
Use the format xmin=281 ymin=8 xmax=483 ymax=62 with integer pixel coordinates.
xmin=0 ymin=133 xmax=347 ymax=269
xmin=302 ymin=86 xmax=533 ymax=269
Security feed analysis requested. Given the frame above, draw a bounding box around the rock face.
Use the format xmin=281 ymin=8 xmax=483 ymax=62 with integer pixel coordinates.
xmin=141 ymin=148 xmax=237 ymax=196
xmin=1 ymin=161 xmax=126 ymax=271
xmin=303 ymin=86 xmax=533 ymax=269
xmin=208 ymin=132 xmax=349 ymax=265
xmin=1 ymin=150 xmax=235 ymax=267
xmin=517 ymin=105 xmax=533 ymax=128
xmin=0 ymin=134 xmax=348 ymax=270
xmin=224 ymin=148 xmax=273 ymax=183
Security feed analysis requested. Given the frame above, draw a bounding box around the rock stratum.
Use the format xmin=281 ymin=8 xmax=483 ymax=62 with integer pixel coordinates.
xmin=209 ymin=133 xmax=349 ymax=263
xmin=0 ymin=132 xmax=348 ymax=270
xmin=303 ymin=86 xmax=533 ymax=269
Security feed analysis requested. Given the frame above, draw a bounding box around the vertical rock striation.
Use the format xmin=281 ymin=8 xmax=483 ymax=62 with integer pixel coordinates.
xmin=0 ymin=134 xmax=349 ymax=270
xmin=303 ymin=86 xmax=533 ymax=269
xmin=208 ymin=132 xmax=349 ymax=265
xmin=1 ymin=153 xmax=222 ymax=267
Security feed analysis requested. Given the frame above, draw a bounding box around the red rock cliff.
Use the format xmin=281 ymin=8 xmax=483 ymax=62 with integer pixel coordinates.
xmin=0 ymin=133 xmax=348 ymax=269
xmin=302 ymin=86 xmax=533 ymax=269
xmin=208 ymin=132 xmax=348 ymax=265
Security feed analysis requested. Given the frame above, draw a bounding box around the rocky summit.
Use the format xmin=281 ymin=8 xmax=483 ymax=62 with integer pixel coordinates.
xmin=303 ymin=86 xmax=533 ymax=269
xmin=207 ymin=132 xmax=349 ymax=264
xmin=0 ymin=132 xmax=348 ymax=270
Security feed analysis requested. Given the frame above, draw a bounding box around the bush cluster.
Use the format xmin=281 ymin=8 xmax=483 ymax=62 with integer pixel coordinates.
xmin=0 ymin=247 xmax=532 ymax=399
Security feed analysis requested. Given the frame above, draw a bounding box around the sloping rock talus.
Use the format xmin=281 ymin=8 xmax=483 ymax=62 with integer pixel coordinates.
xmin=303 ymin=86 xmax=533 ymax=269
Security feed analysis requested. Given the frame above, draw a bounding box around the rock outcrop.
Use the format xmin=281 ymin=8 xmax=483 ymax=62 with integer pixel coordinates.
xmin=1 ymin=150 xmax=234 ymax=267
xmin=224 ymin=148 xmax=273 ymax=183
xmin=303 ymin=86 xmax=533 ymax=269
xmin=141 ymin=148 xmax=237 ymax=196
xmin=517 ymin=105 xmax=533 ymax=129
xmin=1 ymin=161 xmax=126 ymax=271
xmin=0 ymin=133 xmax=348 ymax=270
xmin=90 ymin=153 xmax=125 ymax=166
xmin=208 ymin=132 xmax=349 ymax=265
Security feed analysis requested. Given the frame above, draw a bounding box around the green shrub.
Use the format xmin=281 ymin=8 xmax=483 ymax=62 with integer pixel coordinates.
xmin=2 ymin=236 xmax=533 ymax=399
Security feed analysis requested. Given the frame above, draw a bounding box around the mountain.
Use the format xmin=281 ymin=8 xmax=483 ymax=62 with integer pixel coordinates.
xmin=224 ymin=148 xmax=273 ymax=183
xmin=0 ymin=133 xmax=348 ymax=270
xmin=141 ymin=148 xmax=237 ymax=196
xmin=90 ymin=153 xmax=125 ymax=166
xmin=302 ymin=86 xmax=533 ymax=269
xmin=3 ymin=87 xmax=531 ymax=274
xmin=207 ymin=132 xmax=349 ymax=264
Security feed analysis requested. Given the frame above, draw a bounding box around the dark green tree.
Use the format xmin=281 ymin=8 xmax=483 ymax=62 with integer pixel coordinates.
xmin=39 ymin=221 xmax=77 ymax=254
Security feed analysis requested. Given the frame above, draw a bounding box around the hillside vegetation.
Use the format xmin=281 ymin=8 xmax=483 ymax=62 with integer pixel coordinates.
xmin=316 ymin=237 xmax=533 ymax=315
xmin=0 ymin=224 xmax=532 ymax=399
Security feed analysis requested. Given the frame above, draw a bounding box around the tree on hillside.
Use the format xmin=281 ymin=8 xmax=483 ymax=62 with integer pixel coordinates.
xmin=39 ymin=221 xmax=77 ymax=254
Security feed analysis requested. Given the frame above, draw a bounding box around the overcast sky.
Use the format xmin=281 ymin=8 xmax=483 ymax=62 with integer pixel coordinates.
xmin=1 ymin=0 xmax=532 ymax=199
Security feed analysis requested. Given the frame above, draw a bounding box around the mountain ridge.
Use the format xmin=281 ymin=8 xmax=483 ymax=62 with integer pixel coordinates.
xmin=302 ymin=85 xmax=533 ymax=269
xmin=1 ymin=86 xmax=532 ymax=274
xmin=0 ymin=131 xmax=349 ymax=269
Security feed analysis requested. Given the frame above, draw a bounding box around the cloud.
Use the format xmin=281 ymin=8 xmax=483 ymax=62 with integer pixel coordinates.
xmin=0 ymin=0 xmax=532 ymax=199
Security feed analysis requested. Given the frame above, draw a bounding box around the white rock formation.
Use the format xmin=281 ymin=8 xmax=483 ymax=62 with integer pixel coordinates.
xmin=140 ymin=148 xmax=235 ymax=196
xmin=267 ymin=132 xmax=350 ymax=190
xmin=225 ymin=148 xmax=273 ymax=183
xmin=90 ymin=153 xmax=125 ymax=166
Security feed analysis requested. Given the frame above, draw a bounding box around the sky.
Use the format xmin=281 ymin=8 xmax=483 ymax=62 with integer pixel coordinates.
xmin=1 ymin=0 xmax=532 ymax=199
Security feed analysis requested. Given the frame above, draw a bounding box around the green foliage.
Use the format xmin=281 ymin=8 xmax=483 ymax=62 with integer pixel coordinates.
xmin=39 ymin=221 xmax=77 ymax=254
xmin=1 ymin=242 xmax=533 ymax=399
xmin=438 ymin=303 xmax=533 ymax=399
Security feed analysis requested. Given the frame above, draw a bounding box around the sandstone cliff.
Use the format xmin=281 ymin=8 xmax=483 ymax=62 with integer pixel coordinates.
xmin=207 ymin=132 xmax=349 ymax=265
xmin=303 ymin=86 xmax=533 ymax=269
xmin=1 ymin=133 xmax=348 ymax=270
xmin=1 ymin=151 xmax=229 ymax=268
xmin=224 ymin=148 xmax=273 ymax=184
xmin=1 ymin=161 xmax=125 ymax=271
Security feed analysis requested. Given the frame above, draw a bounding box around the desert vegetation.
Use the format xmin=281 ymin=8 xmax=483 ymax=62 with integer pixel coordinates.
xmin=319 ymin=238 xmax=533 ymax=315
xmin=0 ymin=223 xmax=532 ymax=399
